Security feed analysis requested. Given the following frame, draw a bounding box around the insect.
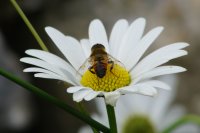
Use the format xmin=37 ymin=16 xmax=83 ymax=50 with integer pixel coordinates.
xmin=89 ymin=44 xmax=114 ymax=78
xmin=78 ymin=44 xmax=119 ymax=78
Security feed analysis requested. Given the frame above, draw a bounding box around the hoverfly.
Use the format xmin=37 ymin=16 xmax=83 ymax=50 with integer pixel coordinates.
xmin=78 ymin=44 xmax=121 ymax=78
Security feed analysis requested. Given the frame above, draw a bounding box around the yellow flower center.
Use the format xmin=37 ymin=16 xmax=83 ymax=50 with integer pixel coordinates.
xmin=80 ymin=64 xmax=131 ymax=92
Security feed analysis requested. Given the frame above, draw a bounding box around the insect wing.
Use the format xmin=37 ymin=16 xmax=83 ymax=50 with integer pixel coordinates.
xmin=76 ymin=57 xmax=92 ymax=77
xmin=107 ymin=54 xmax=125 ymax=68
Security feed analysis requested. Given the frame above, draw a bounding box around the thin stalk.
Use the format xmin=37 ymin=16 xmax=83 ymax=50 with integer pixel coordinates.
xmin=161 ymin=115 xmax=200 ymax=133
xmin=0 ymin=68 xmax=109 ymax=133
xmin=106 ymin=104 xmax=117 ymax=133
xmin=10 ymin=0 xmax=49 ymax=51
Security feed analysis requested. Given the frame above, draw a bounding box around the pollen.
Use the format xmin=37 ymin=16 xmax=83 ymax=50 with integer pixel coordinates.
xmin=80 ymin=64 xmax=131 ymax=92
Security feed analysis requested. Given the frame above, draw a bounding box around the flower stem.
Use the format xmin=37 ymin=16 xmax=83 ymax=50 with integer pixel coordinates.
xmin=0 ymin=68 xmax=109 ymax=133
xmin=10 ymin=0 xmax=49 ymax=51
xmin=161 ymin=115 xmax=200 ymax=133
xmin=106 ymin=104 xmax=117 ymax=133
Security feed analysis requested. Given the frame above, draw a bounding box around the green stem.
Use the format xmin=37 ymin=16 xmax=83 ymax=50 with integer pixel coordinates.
xmin=161 ymin=115 xmax=200 ymax=133
xmin=10 ymin=0 xmax=49 ymax=51
xmin=106 ymin=104 xmax=117 ymax=133
xmin=0 ymin=68 xmax=109 ymax=133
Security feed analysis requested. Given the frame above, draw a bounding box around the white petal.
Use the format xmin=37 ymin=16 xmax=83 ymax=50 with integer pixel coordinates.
xmin=67 ymin=86 xmax=90 ymax=93
xmin=165 ymin=50 xmax=188 ymax=60
xmin=146 ymin=50 xmax=188 ymax=70
xmin=25 ymin=49 xmax=75 ymax=74
xmin=126 ymin=26 xmax=164 ymax=70
xmin=45 ymin=27 xmax=85 ymax=70
xmin=149 ymin=75 xmax=179 ymax=128
xmin=130 ymin=48 xmax=188 ymax=78
xmin=34 ymin=73 xmax=66 ymax=81
xmin=59 ymin=68 xmax=80 ymax=85
xmin=119 ymin=84 xmax=157 ymax=96
xmin=24 ymin=67 xmax=60 ymax=76
xmin=117 ymin=18 xmax=146 ymax=61
xmin=143 ymin=42 xmax=189 ymax=61
xmin=73 ymin=89 xmax=93 ymax=102
xmin=134 ymin=66 xmax=186 ymax=83
xmin=24 ymin=67 xmax=77 ymax=85
xmin=155 ymin=42 xmax=189 ymax=51
xmin=104 ymin=91 xmax=121 ymax=106
xmin=80 ymin=39 xmax=91 ymax=58
xmin=130 ymin=42 xmax=189 ymax=76
xmin=161 ymin=107 xmax=200 ymax=132
xmin=117 ymin=94 xmax=154 ymax=117
xmin=20 ymin=57 xmax=79 ymax=84
xmin=20 ymin=57 xmax=66 ymax=77
xmin=109 ymin=19 xmax=129 ymax=57
xmin=84 ymin=91 xmax=100 ymax=101
xmin=159 ymin=105 xmax=185 ymax=130
xmin=134 ymin=87 xmax=158 ymax=96
xmin=141 ymin=80 xmax=171 ymax=90
xmin=89 ymin=19 xmax=109 ymax=52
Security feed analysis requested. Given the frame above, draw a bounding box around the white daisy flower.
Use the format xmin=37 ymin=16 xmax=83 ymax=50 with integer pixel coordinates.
xmin=20 ymin=18 xmax=188 ymax=106
xmin=79 ymin=75 xmax=200 ymax=133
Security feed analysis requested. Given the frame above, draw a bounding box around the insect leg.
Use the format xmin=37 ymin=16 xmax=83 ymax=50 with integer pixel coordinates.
xmin=108 ymin=60 xmax=114 ymax=71
xmin=89 ymin=66 xmax=95 ymax=74
xmin=108 ymin=61 xmax=118 ymax=77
